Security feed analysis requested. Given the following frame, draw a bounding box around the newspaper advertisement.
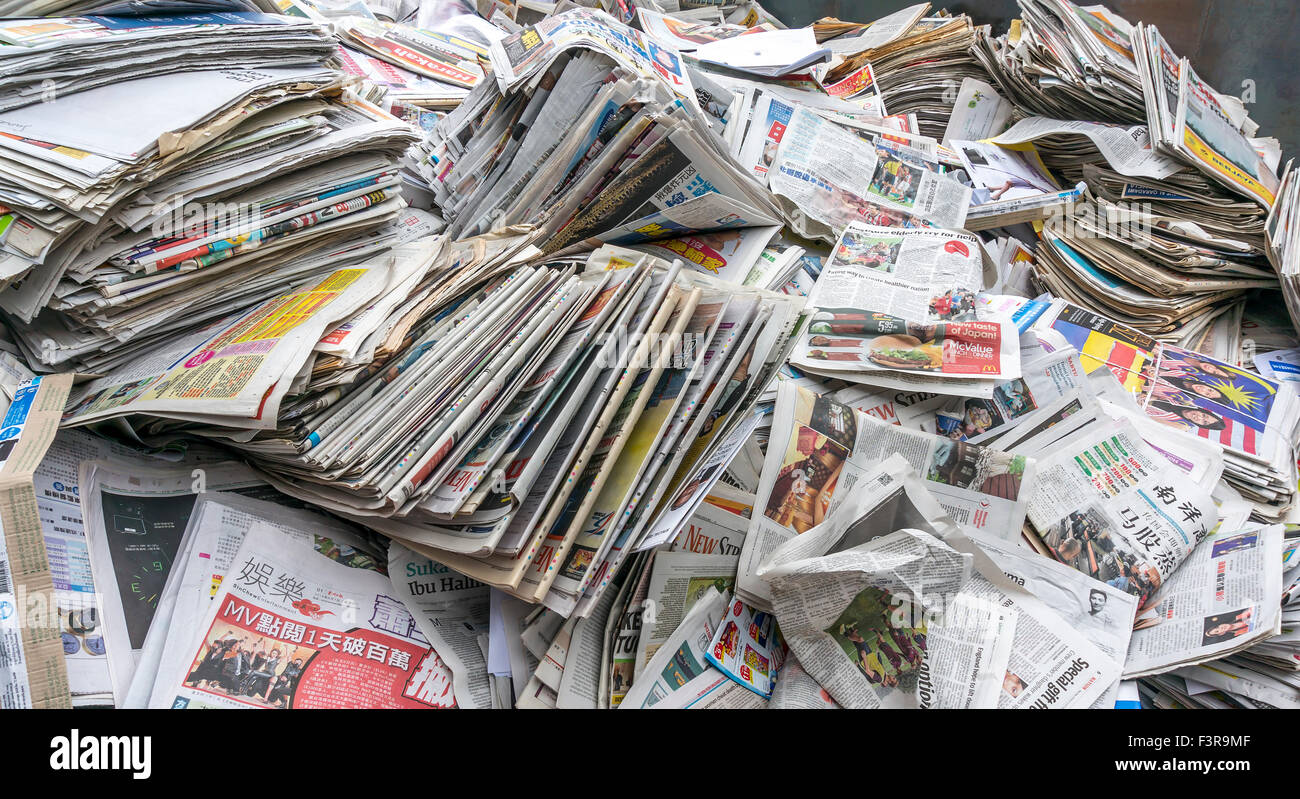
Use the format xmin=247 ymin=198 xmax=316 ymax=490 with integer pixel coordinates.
xmin=63 ymin=265 xmax=392 ymax=429
xmin=632 ymin=226 xmax=780 ymax=283
xmin=40 ymin=430 xmax=214 ymax=706
xmin=81 ymin=460 xmax=274 ymax=705
xmin=155 ymin=522 xmax=455 ymax=709
xmin=1255 ymin=347 xmax=1300 ymax=385
xmin=703 ymin=597 xmax=781 ymax=696
xmin=790 ymin=223 xmax=1021 ymax=382
xmin=1125 ymin=523 xmax=1283 ymax=677
xmin=770 ymin=107 xmax=971 ymax=234
xmin=818 ymin=62 xmax=886 ymax=116
xmin=1026 ymin=418 xmax=1220 ymax=609
xmin=1100 ymin=397 xmax=1226 ymax=493
xmin=1027 ymin=298 xmax=1162 ymax=393
xmin=952 ymin=139 xmax=1064 ymax=208
xmin=31 ymin=431 xmax=116 ymax=706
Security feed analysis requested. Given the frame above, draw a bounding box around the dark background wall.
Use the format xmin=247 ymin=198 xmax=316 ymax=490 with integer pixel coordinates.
xmin=764 ymin=0 xmax=1299 ymax=161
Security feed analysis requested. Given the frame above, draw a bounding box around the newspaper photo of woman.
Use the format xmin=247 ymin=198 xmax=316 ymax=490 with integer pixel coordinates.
xmin=1155 ymin=349 xmax=1277 ymax=426
xmin=1160 ymin=374 xmax=1227 ymax=403
xmin=1147 ymin=400 xmax=1227 ymax=431
xmin=1202 ymin=608 xmax=1255 ymax=646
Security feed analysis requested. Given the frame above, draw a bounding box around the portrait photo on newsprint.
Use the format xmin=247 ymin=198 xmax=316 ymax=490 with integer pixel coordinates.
xmin=0 ymin=0 xmax=1295 ymax=783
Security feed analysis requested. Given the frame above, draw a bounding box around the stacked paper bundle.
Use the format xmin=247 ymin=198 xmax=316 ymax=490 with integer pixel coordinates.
xmin=0 ymin=12 xmax=336 ymax=112
xmin=0 ymin=58 xmax=422 ymax=373
xmin=1266 ymin=164 xmax=1300 ymax=335
xmin=973 ymin=0 xmax=1146 ymax=124
xmin=819 ymin=6 xmax=992 ymax=139
xmin=417 ymin=9 xmax=783 ymax=253
xmin=1 ymin=0 xmax=1299 ymax=714
xmin=964 ymin=4 xmax=1284 ymax=342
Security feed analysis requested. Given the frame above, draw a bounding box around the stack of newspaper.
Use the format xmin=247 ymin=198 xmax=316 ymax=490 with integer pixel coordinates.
xmin=974 ymin=0 xmax=1147 ymax=125
xmin=241 ymin=245 xmax=800 ymax=619
xmin=964 ymin=2 xmax=1284 ymax=342
xmin=1133 ymin=22 xmax=1281 ymax=209
xmin=416 ymin=8 xmax=783 ymax=253
xmin=1129 ymin=522 xmax=1299 ymax=709
xmin=0 ymin=60 xmax=420 ymax=372
xmin=0 ymin=13 xmax=336 ymax=113
xmin=1267 ymin=163 xmax=1300 ymax=335
xmin=817 ymin=9 xmax=990 ymax=140
xmin=1 ymin=0 xmax=1298 ymax=712
xmin=0 ymin=0 xmax=262 ymax=15
xmin=264 ymin=0 xmax=508 ymax=123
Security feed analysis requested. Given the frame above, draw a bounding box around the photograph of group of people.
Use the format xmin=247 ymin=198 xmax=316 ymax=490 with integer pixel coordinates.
xmin=835 ymin=229 xmax=903 ymax=272
xmin=819 ymin=186 xmax=917 ymax=230
xmin=185 ymin=625 xmax=310 ymax=708
xmin=938 ymin=378 xmax=1039 ymax=442
xmin=1044 ymin=507 xmax=1162 ymax=607
xmin=928 ymin=288 xmax=977 ymax=321
xmin=1142 ymin=349 xmax=1277 ymax=448
xmin=867 ymin=147 xmax=924 ymax=207
xmin=826 ymin=587 xmax=926 ymax=689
